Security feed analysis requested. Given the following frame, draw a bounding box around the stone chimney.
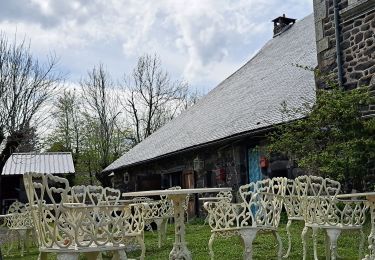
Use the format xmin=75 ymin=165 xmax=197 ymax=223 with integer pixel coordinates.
xmin=272 ymin=14 xmax=296 ymax=37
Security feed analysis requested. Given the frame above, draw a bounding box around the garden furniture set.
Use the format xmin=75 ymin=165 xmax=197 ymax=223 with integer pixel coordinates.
xmin=204 ymin=175 xmax=369 ymax=260
xmin=123 ymin=187 xmax=231 ymax=260
xmin=1 ymin=172 xmax=372 ymax=260
xmin=23 ymin=172 xmax=146 ymax=260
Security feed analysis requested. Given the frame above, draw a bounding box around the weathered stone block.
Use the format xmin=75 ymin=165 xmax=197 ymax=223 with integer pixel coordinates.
xmin=315 ymin=21 xmax=324 ymax=41
xmin=371 ymin=75 xmax=375 ymax=85
xmin=324 ymin=21 xmax=333 ymax=31
xmin=345 ymin=82 xmax=358 ymax=89
xmin=359 ymin=75 xmax=372 ymax=86
xmin=343 ymin=31 xmax=351 ymax=40
xmin=361 ymin=23 xmax=370 ymax=31
xmin=323 ymin=48 xmax=336 ymax=59
xmin=354 ymin=20 xmax=363 ymax=27
xmin=355 ymin=32 xmax=364 ymax=43
xmin=355 ymin=60 xmax=375 ymax=70
xmin=366 ymin=39 xmax=373 ymax=46
xmin=317 ymin=38 xmax=329 ymax=52
xmin=364 ymin=46 xmax=375 ymax=56
xmin=350 ymin=71 xmax=363 ymax=79
xmin=352 ymin=28 xmax=360 ymax=34
xmin=343 ymin=23 xmax=354 ymax=33
xmin=314 ymin=0 xmax=327 ymax=21
xmin=345 ymin=54 xmax=354 ymax=62
xmin=358 ymin=57 xmax=369 ymax=63
xmin=342 ymin=40 xmax=351 ymax=49
xmin=365 ymin=13 xmax=375 ymax=23
xmin=364 ymin=30 xmax=373 ymax=39
xmin=348 ymin=0 xmax=358 ymax=5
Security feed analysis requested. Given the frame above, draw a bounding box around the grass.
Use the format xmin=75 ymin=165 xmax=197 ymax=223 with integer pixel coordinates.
xmin=3 ymin=216 xmax=370 ymax=259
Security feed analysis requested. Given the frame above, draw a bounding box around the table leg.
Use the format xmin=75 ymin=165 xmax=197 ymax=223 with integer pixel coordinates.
xmin=364 ymin=201 xmax=375 ymax=260
xmin=168 ymin=194 xmax=192 ymax=260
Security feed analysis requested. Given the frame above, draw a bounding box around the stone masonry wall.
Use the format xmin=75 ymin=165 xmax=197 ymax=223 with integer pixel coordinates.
xmin=314 ymin=0 xmax=375 ymax=116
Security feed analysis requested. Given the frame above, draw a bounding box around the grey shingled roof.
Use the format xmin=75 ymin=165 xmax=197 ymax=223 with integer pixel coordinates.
xmin=2 ymin=152 xmax=75 ymax=175
xmin=105 ymin=14 xmax=317 ymax=172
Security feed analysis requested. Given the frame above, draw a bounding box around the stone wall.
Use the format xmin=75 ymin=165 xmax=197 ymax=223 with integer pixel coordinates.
xmin=314 ymin=0 xmax=375 ymax=116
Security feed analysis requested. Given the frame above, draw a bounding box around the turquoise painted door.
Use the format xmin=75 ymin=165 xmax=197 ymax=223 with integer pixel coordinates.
xmin=248 ymin=148 xmax=262 ymax=183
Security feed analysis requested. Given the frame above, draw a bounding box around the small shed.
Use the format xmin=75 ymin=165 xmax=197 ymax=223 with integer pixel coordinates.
xmin=0 ymin=152 xmax=75 ymax=213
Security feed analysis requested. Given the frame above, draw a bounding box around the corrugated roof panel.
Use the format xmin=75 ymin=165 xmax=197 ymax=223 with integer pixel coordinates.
xmin=1 ymin=152 xmax=75 ymax=176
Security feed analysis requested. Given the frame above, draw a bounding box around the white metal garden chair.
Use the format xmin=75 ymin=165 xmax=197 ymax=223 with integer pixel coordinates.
xmin=0 ymin=201 xmax=34 ymax=257
xmin=296 ymin=175 xmax=367 ymax=260
xmin=23 ymin=172 xmax=147 ymax=260
xmin=283 ymin=178 xmax=305 ymax=258
xmin=204 ymin=177 xmax=287 ymax=260
xmin=202 ymin=190 xmax=233 ymax=225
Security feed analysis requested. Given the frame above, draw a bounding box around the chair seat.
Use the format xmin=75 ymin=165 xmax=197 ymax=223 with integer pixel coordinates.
xmin=305 ymin=223 xmax=363 ymax=230
xmin=40 ymin=243 xmax=127 ymax=253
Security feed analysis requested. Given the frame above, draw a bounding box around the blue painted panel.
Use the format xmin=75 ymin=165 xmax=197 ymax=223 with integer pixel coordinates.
xmin=248 ymin=148 xmax=262 ymax=183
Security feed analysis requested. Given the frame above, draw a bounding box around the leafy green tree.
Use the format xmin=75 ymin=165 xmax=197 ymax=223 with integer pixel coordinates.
xmin=268 ymin=82 xmax=375 ymax=188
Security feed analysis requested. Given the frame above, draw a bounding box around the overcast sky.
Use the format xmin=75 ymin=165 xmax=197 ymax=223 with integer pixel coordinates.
xmin=0 ymin=0 xmax=313 ymax=93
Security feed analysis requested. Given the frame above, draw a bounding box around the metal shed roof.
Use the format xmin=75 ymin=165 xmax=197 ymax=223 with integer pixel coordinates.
xmin=1 ymin=152 xmax=75 ymax=176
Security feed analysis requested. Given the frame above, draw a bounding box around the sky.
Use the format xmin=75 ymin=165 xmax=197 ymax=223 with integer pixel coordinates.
xmin=0 ymin=0 xmax=313 ymax=93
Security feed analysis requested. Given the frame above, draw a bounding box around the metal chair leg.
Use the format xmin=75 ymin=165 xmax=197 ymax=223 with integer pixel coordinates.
xmin=326 ymin=228 xmax=342 ymax=260
xmin=359 ymin=228 xmax=365 ymax=260
xmin=283 ymin=219 xmax=292 ymax=258
xmin=273 ymin=230 xmax=283 ymax=260
xmin=301 ymin=226 xmax=308 ymax=260
xmin=239 ymin=229 xmax=258 ymax=260
xmin=312 ymin=227 xmax=319 ymax=260
xmin=56 ymin=252 xmax=79 ymax=260
xmin=208 ymin=233 xmax=216 ymax=260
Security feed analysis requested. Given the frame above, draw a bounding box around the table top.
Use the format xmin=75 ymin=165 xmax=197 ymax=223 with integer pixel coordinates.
xmin=122 ymin=187 xmax=232 ymax=197
xmin=337 ymin=192 xmax=375 ymax=199
xmin=198 ymin=197 xmax=222 ymax=201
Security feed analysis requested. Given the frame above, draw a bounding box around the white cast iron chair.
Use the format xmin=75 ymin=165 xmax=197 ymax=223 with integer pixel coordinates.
xmin=283 ymin=178 xmax=305 ymax=258
xmin=0 ymin=201 xmax=34 ymax=257
xmin=296 ymin=175 xmax=367 ymax=260
xmin=204 ymin=177 xmax=287 ymax=260
xmin=23 ymin=172 xmax=147 ymax=260
xmin=202 ymin=191 xmax=233 ymax=225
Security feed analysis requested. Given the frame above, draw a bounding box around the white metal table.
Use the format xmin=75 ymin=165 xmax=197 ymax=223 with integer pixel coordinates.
xmin=123 ymin=187 xmax=231 ymax=260
xmin=337 ymin=192 xmax=375 ymax=260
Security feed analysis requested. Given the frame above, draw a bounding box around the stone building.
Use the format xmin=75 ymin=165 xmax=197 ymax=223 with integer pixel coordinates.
xmin=103 ymin=15 xmax=317 ymax=205
xmin=103 ymin=1 xmax=375 ymax=216
xmin=314 ymin=0 xmax=375 ymax=116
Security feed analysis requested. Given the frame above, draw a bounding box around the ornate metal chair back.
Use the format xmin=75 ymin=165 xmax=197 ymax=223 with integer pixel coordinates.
xmin=23 ymin=172 xmax=146 ymax=250
xmin=4 ymin=201 xmax=33 ymax=230
xmin=239 ymin=177 xmax=287 ymax=228
xmin=296 ymin=175 xmax=366 ymax=226
xmin=284 ymin=179 xmax=303 ymax=218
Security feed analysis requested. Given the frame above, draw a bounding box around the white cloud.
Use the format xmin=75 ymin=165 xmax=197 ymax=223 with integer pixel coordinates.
xmin=0 ymin=0 xmax=313 ymax=90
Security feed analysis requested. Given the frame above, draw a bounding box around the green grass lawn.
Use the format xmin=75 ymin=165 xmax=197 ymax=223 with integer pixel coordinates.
xmin=3 ymin=217 xmax=370 ymax=259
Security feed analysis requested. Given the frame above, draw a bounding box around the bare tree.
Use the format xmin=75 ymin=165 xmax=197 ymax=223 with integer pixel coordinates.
xmin=0 ymin=33 xmax=61 ymax=212
xmin=80 ymin=64 xmax=123 ymax=183
xmin=122 ymin=54 xmax=194 ymax=144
